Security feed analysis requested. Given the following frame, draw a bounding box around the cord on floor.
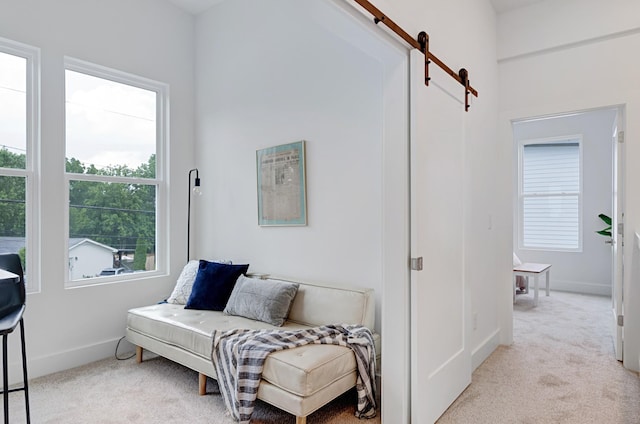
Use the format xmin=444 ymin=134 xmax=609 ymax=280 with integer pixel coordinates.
xmin=115 ymin=335 xmax=136 ymax=360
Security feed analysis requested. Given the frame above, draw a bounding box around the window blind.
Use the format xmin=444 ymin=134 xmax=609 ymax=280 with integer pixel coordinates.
xmin=521 ymin=142 xmax=580 ymax=250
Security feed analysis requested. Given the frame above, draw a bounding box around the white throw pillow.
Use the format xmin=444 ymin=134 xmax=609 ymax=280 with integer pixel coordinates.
xmin=167 ymin=260 xmax=200 ymax=304
xmin=167 ymin=259 xmax=232 ymax=304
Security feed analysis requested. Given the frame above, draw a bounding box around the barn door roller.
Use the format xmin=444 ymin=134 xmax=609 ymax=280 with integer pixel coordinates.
xmin=352 ymin=0 xmax=479 ymax=111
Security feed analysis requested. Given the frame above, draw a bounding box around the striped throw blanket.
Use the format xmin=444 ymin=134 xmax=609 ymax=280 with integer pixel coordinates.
xmin=211 ymin=324 xmax=377 ymax=424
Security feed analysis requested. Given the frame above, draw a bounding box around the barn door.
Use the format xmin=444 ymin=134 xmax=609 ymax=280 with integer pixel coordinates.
xmin=409 ymin=49 xmax=471 ymax=423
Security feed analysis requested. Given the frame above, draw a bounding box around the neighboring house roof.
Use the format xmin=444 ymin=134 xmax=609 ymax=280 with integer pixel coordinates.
xmin=0 ymin=236 xmax=118 ymax=253
xmin=68 ymin=238 xmax=118 ymax=253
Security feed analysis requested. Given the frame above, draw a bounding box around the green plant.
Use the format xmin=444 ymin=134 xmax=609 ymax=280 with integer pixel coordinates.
xmin=596 ymin=214 xmax=612 ymax=237
xmin=133 ymin=236 xmax=148 ymax=271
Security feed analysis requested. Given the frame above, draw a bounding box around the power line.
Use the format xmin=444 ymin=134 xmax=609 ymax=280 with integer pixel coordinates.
xmin=0 ymin=199 xmax=156 ymax=216
xmin=0 ymin=144 xmax=27 ymax=153
xmin=69 ymin=204 xmax=155 ymax=214
xmin=65 ymin=100 xmax=155 ymax=123
xmin=0 ymin=85 xmax=26 ymax=95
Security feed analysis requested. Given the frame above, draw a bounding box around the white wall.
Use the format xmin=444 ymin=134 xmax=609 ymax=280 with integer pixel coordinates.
xmin=196 ymin=0 xmax=504 ymax=422
xmin=513 ymin=109 xmax=617 ymax=296
xmin=0 ymin=0 xmax=195 ymax=383
xmin=497 ymin=0 xmax=640 ymax=61
xmin=195 ymin=0 xmax=388 ymax=330
xmin=0 ymin=1 xmax=508 ymax=419
xmin=498 ymin=0 xmax=640 ymax=371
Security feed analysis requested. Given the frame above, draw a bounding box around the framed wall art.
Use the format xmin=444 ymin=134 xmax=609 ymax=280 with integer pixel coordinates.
xmin=256 ymin=141 xmax=307 ymax=226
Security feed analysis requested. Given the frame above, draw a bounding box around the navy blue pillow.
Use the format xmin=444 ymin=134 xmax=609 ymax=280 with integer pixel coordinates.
xmin=185 ymin=260 xmax=249 ymax=311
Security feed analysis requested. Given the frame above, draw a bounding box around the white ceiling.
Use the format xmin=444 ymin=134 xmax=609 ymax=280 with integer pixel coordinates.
xmin=166 ymin=0 xmax=222 ymax=15
xmin=489 ymin=0 xmax=545 ymax=14
xmin=167 ymin=0 xmax=545 ymax=16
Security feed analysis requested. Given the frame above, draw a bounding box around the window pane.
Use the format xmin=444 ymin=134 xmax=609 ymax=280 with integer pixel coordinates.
xmin=523 ymin=195 xmax=579 ymax=249
xmin=0 ymin=52 xmax=27 ymax=169
xmin=0 ymin=175 xmax=26 ymax=269
xmin=521 ymin=141 xmax=581 ymax=250
xmin=68 ymin=180 xmax=156 ymax=281
xmin=65 ymin=70 xmax=156 ymax=176
xmin=523 ymin=143 xmax=579 ymax=194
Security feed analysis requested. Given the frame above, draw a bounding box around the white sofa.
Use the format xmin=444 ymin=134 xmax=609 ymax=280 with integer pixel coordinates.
xmin=125 ymin=276 xmax=380 ymax=424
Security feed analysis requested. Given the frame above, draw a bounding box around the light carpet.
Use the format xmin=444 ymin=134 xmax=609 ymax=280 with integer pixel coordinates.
xmin=438 ymin=290 xmax=640 ymax=423
xmin=3 ymin=349 xmax=380 ymax=424
xmin=4 ymin=291 xmax=638 ymax=423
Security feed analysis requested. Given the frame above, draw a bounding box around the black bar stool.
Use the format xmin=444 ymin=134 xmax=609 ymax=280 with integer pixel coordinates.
xmin=0 ymin=253 xmax=30 ymax=424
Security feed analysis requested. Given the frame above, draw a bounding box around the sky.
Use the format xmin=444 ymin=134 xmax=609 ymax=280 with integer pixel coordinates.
xmin=0 ymin=51 xmax=26 ymax=157
xmin=0 ymin=51 xmax=156 ymax=172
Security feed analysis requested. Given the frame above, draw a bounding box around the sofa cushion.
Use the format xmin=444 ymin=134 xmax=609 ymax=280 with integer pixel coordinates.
xmin=185 ymin=260 xmax=249 ymax=311
xmin=280 ymin=279 xmax=376 ymax=330
xmin=262 ymin=343 xmax=356 ymax=397
xmin=224 ymin=275 xmax=299 ymax=326
xmin=127 ymin=304 xmax=312 ymax=362
xmin=126 ymin=303 xmax=375 ymax=398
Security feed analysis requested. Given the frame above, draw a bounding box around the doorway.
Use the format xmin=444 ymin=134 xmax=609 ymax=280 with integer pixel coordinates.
xmin=511 ymin=106 xmax=623 ymax=357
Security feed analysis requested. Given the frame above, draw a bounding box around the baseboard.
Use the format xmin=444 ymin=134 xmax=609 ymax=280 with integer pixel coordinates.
xmin=471 ymin=329 xmax=501 ymax=371
xmin=550 ymin=279 xmax=611 ymax=297
xmin=4 ymin=337 xmax=123 ymax=386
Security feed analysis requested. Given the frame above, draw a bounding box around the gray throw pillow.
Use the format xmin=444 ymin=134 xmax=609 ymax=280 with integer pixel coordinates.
xmin=224 ymin=275 xmax=299 ymax=326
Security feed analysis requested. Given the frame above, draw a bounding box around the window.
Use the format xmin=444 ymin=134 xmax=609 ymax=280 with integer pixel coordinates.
xmin=64 ymin=58 xmax=167 ymax=285
xmin=0 ymin=38 xmax=39 ymax=293
xmin=518 ymin=137 xmax=582 ymax=251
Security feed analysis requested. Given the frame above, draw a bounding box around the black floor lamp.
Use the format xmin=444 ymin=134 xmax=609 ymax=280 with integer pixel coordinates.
xmin=187 ymin=168 xmax=201 ymax=263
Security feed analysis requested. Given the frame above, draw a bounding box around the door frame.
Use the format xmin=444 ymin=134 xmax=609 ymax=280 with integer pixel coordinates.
xmin=501 ymin=104 xmax=626 ymax=351
xmin=328 ymin=1 xmax=412 ymax=422
xmin=612 ymin=106 xmax=625 ymax=361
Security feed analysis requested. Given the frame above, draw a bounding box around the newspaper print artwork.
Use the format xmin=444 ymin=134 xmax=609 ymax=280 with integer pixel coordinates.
xmin=256 ymin=141 xmax=307 ymax=226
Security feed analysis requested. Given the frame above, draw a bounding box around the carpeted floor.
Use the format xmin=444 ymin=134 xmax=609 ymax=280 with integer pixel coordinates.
xmin=438 ymin=290 xmax=640 ymax=423
xmin=2 ymin=347 xmax=380 ymax=424
xmin=4 ymin=291 xmax=638 ymax=423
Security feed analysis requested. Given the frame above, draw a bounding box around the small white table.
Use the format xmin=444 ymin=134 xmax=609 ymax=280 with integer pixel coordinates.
xmin=513 ymin=263 xmax=551 ymax=306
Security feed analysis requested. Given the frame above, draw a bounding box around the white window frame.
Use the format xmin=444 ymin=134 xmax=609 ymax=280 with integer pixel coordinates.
xmin=0 ymin=37 xmax=41 ymax=293
xmin=63 ymin=57 xmax=168 ymax=287
xmin=517 ymin=135 xmax=583 ymax=252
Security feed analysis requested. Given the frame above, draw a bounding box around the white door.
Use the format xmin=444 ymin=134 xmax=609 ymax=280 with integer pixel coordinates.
xmin=611 ymin=110 xmax=625 ymax=361
xmin=410 ymin=50 xmax=471 ymax=423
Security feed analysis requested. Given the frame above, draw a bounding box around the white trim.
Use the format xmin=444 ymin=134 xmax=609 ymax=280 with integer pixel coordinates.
xmin=64 ymin=56 xmax=168 ymax=94
xmin=62 ymin=58 xmax=169 ymax=286
xmin=6 ymin=336 xmax=123 ymax=387
xmin=550 ymin=280 xmax=612 ymax=297
xmin=501 ymin=101 xmax=629 ymax=350
xmin=498 ymin=27 xmax=640 ymax=64
xmin=471 ymin=329 xmax=500 ymax=371
xmin=327 ymin=1 xmax=412 ymax=422
xmin=0 ymin=37 xmax=41 ymax=294
xmin=516 ymin=134 xmax=584 ymax=252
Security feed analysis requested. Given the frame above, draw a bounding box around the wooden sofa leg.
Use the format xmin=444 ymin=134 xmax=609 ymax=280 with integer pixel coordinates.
xmin=136 ymin=346 xmax=143 ymax=363
xmin=295 ymin=416 xmax=307 ymax=424
xmin=199 ymin=373 xmax=207 ymax=395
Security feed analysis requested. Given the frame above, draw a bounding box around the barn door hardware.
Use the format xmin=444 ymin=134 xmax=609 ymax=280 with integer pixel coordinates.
xmin=352 ymin=0 xmax=478 ymax=111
